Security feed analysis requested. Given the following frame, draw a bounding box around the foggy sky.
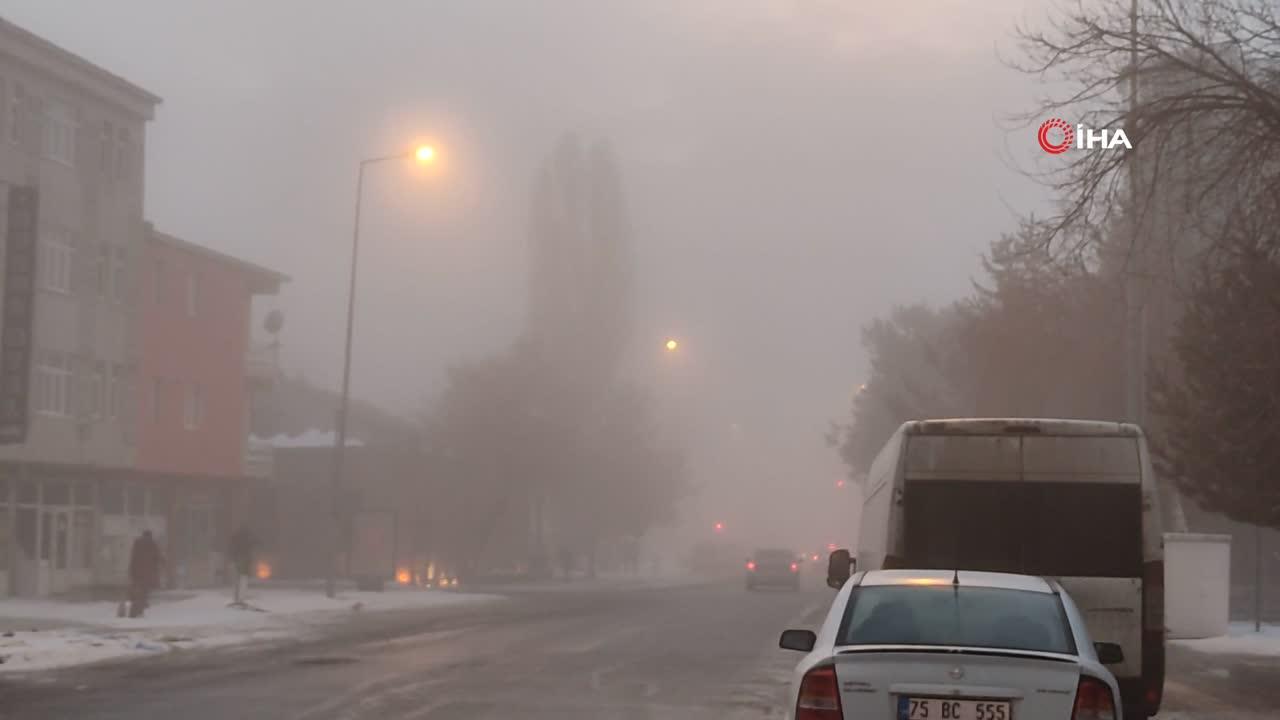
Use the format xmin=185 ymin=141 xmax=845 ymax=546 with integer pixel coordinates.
xmin=6 ymin=0 xmax=1053 ymax=550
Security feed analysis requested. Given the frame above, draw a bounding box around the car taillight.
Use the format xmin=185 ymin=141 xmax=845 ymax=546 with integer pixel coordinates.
xmin=1071 ymin=676 xmax=1116 ymax=720
xmin=746 ymin=561 xmax=756 ymax=571
xmin=790 ymin=562 xmax=799 ymax=573
xmin=796 ymin=665 xmax=842 ymax=719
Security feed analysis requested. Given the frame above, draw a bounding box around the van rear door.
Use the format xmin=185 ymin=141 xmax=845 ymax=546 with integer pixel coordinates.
xmin=902 ymin=474 xmax=1147 ymax=689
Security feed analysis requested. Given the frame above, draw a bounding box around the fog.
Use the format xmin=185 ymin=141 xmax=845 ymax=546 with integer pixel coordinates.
xmin=6 ymin=0 xmax=1054 ymax=555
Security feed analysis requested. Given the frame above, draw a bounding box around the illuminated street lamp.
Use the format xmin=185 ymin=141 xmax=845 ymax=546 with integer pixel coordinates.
xmin=664 ymin=338 xmax=679 ymax=352
xmin=327 ymin=142 xmax=439 ymax=599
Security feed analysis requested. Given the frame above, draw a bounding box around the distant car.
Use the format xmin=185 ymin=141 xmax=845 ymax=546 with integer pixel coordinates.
xmin=779 ymin=569 xmax=1124 ymax=719
xmin=746 ymin=548 xmax=800 ymax=591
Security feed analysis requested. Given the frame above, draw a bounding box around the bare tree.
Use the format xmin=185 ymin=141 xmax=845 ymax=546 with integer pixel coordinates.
xmin=1013 ymin=0 xmax=1280 ymax=258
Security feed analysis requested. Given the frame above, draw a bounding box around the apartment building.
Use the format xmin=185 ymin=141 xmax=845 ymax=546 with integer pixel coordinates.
xmin=0 ymin=18 xmax=287 ymax=596
xmin=0 ymin=17 xmax=158 ymax=597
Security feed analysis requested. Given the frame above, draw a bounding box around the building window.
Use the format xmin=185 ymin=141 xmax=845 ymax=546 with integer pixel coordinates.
xmin=150 ymin=377 xmax=164 ymax=423
xmin=153 ymin=258 xmax=165 ymax=304
xmin=7 ymin=82 xmax=24 ymax=146
xmin=111 ymin=248 xmax=128 ymax=304
xmin=88 ymin=361 xmax=106 ymax=420
xmin=95 ymin=245 xmax=109 ymax=298
xmin=107 ymin=363 xmax=124 ymax=420
xmin=41 ymin=98 xmax=76 ymax=165
xmin=186 ymin=273 xmax=200 ymax=317
xmin=38 ymin=229 xmax=74 ymax=294
xmin=183 ymin=383 xmax=204 ymax=430
xmin=115 ymin=127 xmax=131 ymax=182
xmin=100 ymin=120 xmax=113 ymax=174
xmin=33 ymin=350 xmax=74 ymax=417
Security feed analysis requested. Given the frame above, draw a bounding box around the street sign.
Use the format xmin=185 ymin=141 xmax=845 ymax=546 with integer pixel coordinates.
xmin=0 ymin=186 xmax=39 ymax=444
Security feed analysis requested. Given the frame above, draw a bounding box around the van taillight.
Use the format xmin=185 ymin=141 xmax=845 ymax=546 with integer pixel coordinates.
xmin=796 ymin=665 xmax=842 ymax=719
xmin=1071 ymin=676 xmax=1117 ymax=720
xmin=1143 ymin=560 xmax=1166 ymax=715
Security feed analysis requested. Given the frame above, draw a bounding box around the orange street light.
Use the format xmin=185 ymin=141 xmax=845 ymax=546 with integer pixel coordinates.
xmin=665 ymin=338 xmax=679 ymax=352
xmin=415 ymin=145 xmax=436 ymax=163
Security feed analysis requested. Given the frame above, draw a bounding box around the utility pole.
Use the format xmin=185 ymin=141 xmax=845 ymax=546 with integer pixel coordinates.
xmin=1124 ymin=0 xmax=1145 ymax=427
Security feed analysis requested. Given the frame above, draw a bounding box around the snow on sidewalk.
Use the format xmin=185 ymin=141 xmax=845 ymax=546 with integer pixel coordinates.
xmin=1174 ymin=622 xmax=1280 ymax=657
xmin=0 ymin=587 xmax=501 ymax=673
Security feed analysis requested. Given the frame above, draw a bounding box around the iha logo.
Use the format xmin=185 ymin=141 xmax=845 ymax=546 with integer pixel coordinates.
xmin=1038 ymin=118 xmax=1132 ymax=154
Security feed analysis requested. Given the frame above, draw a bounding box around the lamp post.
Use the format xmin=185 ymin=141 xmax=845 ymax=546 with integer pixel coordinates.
xmin=326 ymin=145 xmax=435 ymax=599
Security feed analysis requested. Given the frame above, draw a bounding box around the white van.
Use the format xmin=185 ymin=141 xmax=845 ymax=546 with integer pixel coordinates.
xmin=830 ymin=418 xmax=1166 ymax=719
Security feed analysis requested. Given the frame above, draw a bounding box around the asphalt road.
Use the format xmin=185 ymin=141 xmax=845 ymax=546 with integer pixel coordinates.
xmin=1 ymin=577 xmax=1277 ymax=719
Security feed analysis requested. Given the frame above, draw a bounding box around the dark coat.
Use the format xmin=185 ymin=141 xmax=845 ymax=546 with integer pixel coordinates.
xmin=229 ymin=528 xmax=258 ymax=575
xmin=128 ymin=534 xmax=162 ymax=587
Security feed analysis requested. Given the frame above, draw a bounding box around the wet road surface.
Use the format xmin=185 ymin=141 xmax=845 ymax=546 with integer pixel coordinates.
xmin=1 ymin=579 xmax=1275 ymax=719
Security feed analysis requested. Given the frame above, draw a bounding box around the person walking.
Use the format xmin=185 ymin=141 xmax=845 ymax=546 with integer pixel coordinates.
xmin=228 ymin=525 xmax=258 ymax=605
xmin=127 ymin=530 xmax=163 ymax=618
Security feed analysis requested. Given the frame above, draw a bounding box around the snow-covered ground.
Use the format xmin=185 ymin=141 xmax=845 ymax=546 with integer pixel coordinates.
xmin=1174 ymin=622 xmax=1280 ymax=657
xmin=0 ymin=587 xmax=501 ymax=673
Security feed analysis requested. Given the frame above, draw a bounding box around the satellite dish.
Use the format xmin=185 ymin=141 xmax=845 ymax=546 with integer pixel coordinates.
xmin=264 ymin=309 xmax=284 ymax=335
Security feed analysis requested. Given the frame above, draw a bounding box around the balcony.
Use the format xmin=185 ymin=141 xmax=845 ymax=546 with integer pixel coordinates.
xmin=245 ymin=342 xmax=279 ymax=387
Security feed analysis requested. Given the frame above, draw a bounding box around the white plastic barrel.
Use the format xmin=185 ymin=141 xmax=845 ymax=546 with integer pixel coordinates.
xmin=1163 ymin=532 xmax=1231 ymax=639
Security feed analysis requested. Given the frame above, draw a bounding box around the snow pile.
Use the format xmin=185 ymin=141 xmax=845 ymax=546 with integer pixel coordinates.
xmin=251 ymin=429 xmax=364 ymax=448
xmin=1174 ymin=622 xmax=1280 ymax=656
xmin=0 ymin=587 xmax=500 ymax=673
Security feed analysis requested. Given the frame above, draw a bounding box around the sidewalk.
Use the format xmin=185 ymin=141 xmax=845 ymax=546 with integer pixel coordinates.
xmin=0 ymin=585 xmax=502 ymax=673
xmin=1174 ymin=621 xmax=1280 ymax=657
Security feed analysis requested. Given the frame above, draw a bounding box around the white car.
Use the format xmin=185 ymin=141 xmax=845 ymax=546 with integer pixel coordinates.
xmin=779 ymin=569 xmax=1125 ymax=720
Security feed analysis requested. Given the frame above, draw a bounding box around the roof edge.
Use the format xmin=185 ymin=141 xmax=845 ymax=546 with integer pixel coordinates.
xmin=0 ymin=16 xmax=162 ymax=110
xmin=147 ymin=225 xmax=290 ymax=290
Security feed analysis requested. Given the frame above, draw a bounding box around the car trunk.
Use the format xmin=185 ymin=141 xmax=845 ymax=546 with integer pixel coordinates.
xmin=832 ymin=650 xmax=1082 ymax=719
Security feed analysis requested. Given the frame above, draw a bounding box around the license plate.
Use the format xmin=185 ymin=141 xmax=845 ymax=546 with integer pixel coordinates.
xmin=898 ymin=697 xmax=1011 ymax=720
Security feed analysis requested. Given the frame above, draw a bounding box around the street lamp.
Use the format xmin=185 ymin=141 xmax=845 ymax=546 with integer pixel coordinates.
xmin=326 ymin=143 xmax=436 ymax=599
xmin=664 ymin=338 xmax=679 ymax=352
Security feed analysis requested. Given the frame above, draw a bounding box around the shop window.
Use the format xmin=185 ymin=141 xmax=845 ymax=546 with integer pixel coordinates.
xmin=0 ymin=512 xmax=9 ymax=571
xmin=126 ymin=486 xmax=146 ymax=517
xmin=16 ymin=508 xmax=36 ymax=559
xmin=74 ymin=510 xmax=93 ymax=569
xmin=53 ymin=512 xmax=68 ymax=570
xmin=17 ymin=479 xmax=38 ymax=505
xmin=150 ymin=486 xmax=172 ymax=517
xmin=100 ymin=480 xmax=124 ymax=515
xmin=39 ymin=511 xmax=50 ymax=561
xmin=73 ymin=481 xmax=94 ymax=507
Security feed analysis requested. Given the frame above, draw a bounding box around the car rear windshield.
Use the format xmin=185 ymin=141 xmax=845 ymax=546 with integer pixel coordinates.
xmin=755 ymin=550 xmax=795 ymax=563
xmin=838 ymin=585 xmax=1076 ymax=655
